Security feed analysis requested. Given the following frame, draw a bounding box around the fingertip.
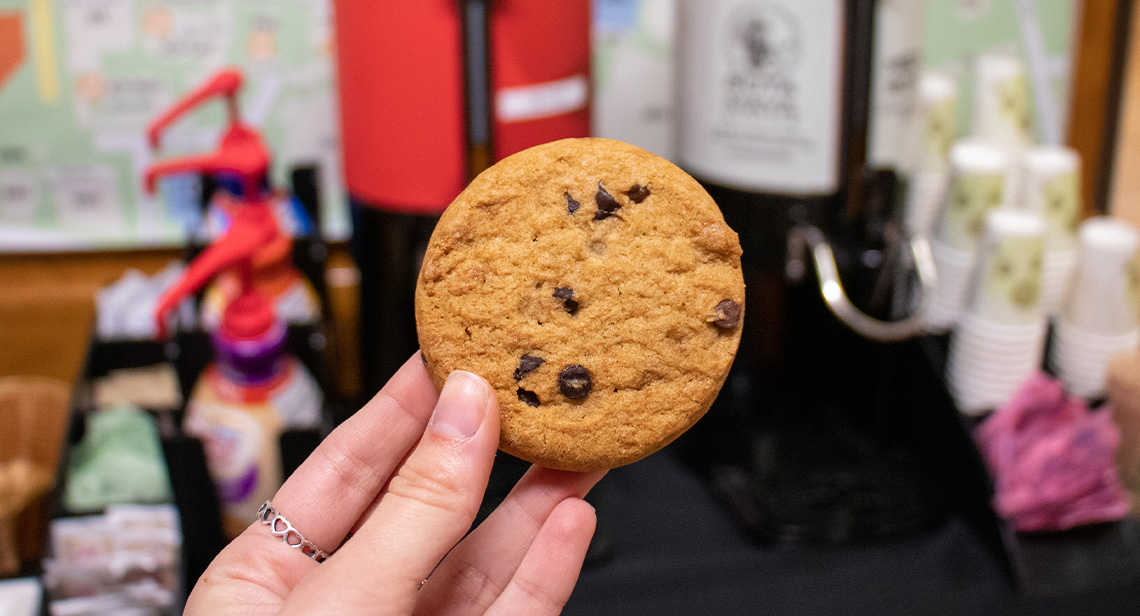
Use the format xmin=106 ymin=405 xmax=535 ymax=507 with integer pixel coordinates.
xmin=548 ymin=497 xmax=598 ymax=539
xmin=430 ymin=370 xmax=495 ymax=439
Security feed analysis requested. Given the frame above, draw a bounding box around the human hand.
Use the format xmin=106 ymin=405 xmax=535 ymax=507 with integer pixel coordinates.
xmin=185 ymin=352 xmax=605 ymax=615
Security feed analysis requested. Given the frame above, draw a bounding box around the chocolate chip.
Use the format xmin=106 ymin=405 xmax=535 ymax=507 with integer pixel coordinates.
xmin=559 ymin=365 xmax=592 ymax=400
xmin=594 ymin=182 xmax=621 ymax=220
xmin=627 ymin=184 xmax=650 ymax=203
xmin=513 ymin=354 xmax=545 ymax=380
xmin=712 ymin=299 xmax=741 ymax=329
xmin=565 ymin=192 xmax=580 ymax=215
xmin=553 ymin=287 xmax=579 ymax=315
xmin=517 ymin=388 xmax=540 ymax=407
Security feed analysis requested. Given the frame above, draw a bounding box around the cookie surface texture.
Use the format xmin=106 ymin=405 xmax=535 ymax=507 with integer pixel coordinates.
xmin=415 ymin=138 xmax=744 ymax=471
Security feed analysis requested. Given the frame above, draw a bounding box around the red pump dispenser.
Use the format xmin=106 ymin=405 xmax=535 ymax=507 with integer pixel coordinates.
xmin=145 ymin=84 xmax=284 ymax=341
xmin=151 ymin=202 xmax=281 ymax=341
xmin=145 ymin=67 xmax=305 ymax=340
xmin=146 ymin=79 xmax=323 ymax=538
xmin=145 ymin=68 xmax=270 ymax=200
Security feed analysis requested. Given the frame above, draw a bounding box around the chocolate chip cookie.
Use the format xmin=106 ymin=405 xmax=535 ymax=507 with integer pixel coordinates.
xmin=415 ymin=138 xmax=744 ymax=471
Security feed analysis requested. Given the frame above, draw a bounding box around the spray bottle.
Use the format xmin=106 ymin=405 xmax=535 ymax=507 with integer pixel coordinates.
xmin=147 ymin=130 xmax=324 ymax=538
xmin=148 ymin=68 xmax=321 ymax=331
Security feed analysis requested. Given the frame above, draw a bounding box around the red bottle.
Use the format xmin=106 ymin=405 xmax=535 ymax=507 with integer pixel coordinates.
xmin=334 ymin=0 xmax=591 ymax=215
xmin=333 ymin=0 xmax=592 ymax=390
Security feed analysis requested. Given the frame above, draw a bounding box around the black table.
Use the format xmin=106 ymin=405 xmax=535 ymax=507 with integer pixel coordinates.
xmin=565 ymin=450 xmax=1140 ymax=616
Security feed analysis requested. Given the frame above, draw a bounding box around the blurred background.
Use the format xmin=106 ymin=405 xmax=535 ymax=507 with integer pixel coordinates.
xmin=3 ymin=0 xmax=1140 ymax=614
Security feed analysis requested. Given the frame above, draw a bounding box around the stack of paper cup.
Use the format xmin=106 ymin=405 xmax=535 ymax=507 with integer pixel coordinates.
xmin=926 ymin=139 xmax=1011 ymax=332
xmin=972 ymin=53 xmax=1031 ymax=210
xmin=1051 ymin=217 xmax=1140 ymax=398
xmin=972 ymin=52 xmax=1032 ymax=151
xmin=947 ymin=209 xmax=1048 ymax=415
xmin=905 ymin=72 xmax=958 ymax=235
xmin=1017 ymin=145 xmax=1081 ymax=315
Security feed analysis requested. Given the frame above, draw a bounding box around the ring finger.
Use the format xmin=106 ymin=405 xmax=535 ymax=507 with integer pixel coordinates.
xmin=256 ymin=352 xmax=441 ymax=560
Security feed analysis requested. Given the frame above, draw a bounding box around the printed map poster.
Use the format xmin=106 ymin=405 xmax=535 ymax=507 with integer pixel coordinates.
xmin=0 ymin=0 xmax=348 ymax=251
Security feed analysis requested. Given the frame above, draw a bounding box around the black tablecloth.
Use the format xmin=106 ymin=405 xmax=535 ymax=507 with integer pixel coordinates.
xmin=564 ymin=450 xmax=1140 ymax=616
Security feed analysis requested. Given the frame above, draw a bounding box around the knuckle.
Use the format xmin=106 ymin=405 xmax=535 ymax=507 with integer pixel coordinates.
xmin=373 ymin=387 xmax=425 ymax=430
xmin=386 ymin=458 xmax=479 ymax=520
xmin=511 ymin=573 xmax=567 ymax=613
xmin=315 ymin=432 xmax=377 ymax=502
xmin=453 ymin=561 xmax=504 ymax=608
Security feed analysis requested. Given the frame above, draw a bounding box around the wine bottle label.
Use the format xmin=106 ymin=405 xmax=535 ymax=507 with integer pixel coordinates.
xmin=867 ymin=0 xmax=925 ymax=173
xmin=677 ymin=0 xmax=845 ymax=194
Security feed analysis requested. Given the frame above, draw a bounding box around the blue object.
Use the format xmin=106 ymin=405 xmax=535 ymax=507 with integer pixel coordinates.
xmin=594 ymin=0 xmax=639 ymax=32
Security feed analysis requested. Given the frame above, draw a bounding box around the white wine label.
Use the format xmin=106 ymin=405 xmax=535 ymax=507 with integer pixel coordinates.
xmin=677 ymin=0 xmax=845 ymax=194
xmin=592 ymin=0 xmax=678 ymax=160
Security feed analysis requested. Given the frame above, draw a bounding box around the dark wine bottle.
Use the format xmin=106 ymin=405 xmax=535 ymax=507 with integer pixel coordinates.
xmin=673 ymin=0 xmax=940 ymax=543
xmin=674 ymin=0 xmax=870 ymax=432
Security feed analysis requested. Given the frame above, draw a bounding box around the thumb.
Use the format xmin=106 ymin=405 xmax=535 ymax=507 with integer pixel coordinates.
xmin=281 ymin=371 xmax=500 ymax=615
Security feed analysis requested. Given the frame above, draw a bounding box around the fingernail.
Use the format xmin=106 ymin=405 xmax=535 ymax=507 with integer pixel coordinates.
xmin=430 ymin=371 xmax=488 ymax=439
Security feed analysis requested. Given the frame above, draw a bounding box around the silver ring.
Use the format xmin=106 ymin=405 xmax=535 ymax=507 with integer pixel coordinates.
xmin=257 ymin=500 xmax=331 ymax=563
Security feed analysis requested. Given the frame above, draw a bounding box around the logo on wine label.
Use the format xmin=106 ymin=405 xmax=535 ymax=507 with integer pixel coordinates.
xmin=727 ymin=3 xmax=800 ymax=74
xmin=721 ymin=3 xmax=802 ymax=120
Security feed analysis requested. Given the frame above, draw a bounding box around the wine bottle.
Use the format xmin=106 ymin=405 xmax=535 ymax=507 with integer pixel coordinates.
xmin=675 ymin=0 xmax=872 ymax=411
xmin=673 ymin=0 xmax=940 ymax=543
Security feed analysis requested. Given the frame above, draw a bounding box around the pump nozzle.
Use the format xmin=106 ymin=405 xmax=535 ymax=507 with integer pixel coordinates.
xmin=144 ymin=68 xmax=269 ymax=199
xmin=144 ymin=127 xmax=270 ymax=198
xmin=147 ymin=69 xmax=244 ymax=150
xmin=154 ymin=203 xmax=280 ymax=339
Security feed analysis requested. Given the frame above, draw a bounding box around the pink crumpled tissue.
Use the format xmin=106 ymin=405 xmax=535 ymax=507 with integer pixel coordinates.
xmin=975 ymin=372 xmax=1130 ymax=533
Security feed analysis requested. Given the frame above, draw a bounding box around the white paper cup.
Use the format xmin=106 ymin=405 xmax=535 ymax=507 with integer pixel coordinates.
xmin=1018 ymin=145 xmax=1081 ymax=250
xmin=933 ymin=140 xmax=1012 ymax=252
xmin=925 ymin=240 xmax=977 ymax=332
xmin=918 ymin=71 xmax=958 ymax=174
xmin=972 ymin=53 xmax=1032 ymax=150
xmin=1060 ymin=217 xmax=1140 ymax=336
xmin=951 ymin=335 xmax=1046 ymax=359
xmin=947 ymin=310 xmax=1047 ymax=414
xmin=1041 ymin=249 xmax=1077 ymax=316
xmin=904 ymin=171 xmax=949 ymax=236
xmin=962 ymin=209 xmax=1046 ymax=327
xmin=1050 ymin=320 xmax=1140 ymax=398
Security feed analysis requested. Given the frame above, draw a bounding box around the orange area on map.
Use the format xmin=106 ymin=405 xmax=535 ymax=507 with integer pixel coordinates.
xmin=0 ymin=12 xmax=24 ymax=92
